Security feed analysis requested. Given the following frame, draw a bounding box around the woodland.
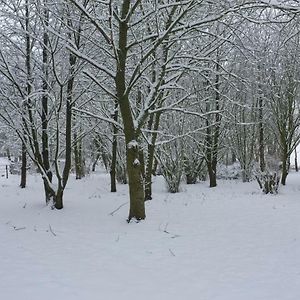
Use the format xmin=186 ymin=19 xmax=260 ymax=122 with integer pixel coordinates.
xmin=0 ymin=0 xmax=300 ymax=221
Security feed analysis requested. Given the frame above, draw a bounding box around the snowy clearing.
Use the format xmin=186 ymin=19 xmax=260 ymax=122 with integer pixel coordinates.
xmin=1 ymin=171 xmax=300 ymax=300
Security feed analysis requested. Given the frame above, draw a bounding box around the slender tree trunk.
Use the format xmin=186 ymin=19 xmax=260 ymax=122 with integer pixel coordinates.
xmin=110 ymin=102 xmax=118 ymax=192
xmin=6 ymin=148 xmax=11 ymax=161
xmin=145 ymin=112 xmax=161 ymax=200
xmin=41 ymin=1 xmax=52 ymax=186
xmin=295 ymin=148 xmax=298 ymax=172
xmin=56 ymin=52 xmax=76 ymax=209
xmin=92 ymin=154 xmax=100 ymax=172
xmin=74 ymin=133 xmax=82 ymax=179
xmin=152 ymin=158 xmax=158 ymax=175
xmin=205 ymin=60 xmax=220 ymax=188
xmin=20 ymin=141 xmax=27 ymax=188
xmin=258 ymin=83 xmax=265 ymax=172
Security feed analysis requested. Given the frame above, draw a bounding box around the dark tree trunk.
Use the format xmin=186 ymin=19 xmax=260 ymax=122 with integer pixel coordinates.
xmin=126 ymin=144 xmax=146 ymax=221
xmin=152 ymin=158 xmax=158 ymax=175
xmin=54 ymin=185 xmax=64 ymax=210
xmin=41 ymin=2 xmax=52 ymax=185
xmin=20 ymin=141 xmax=27 ymax=188
xmin=6 ymin=148 xmax=11 ymax=161
xmin=258 ymin=96 xmax=266 ymax=172
xmin=92 ymin=154 xmax=100 ymax=172
xmin=257 ymin=65 xmax=265 ymax=172
xmin=186 ymin=174 xmax=197 ymax=184
xmin=145 ymin=112 xmax=161 ymax=200
xmin=231 ymin=151 xmax=236 ymax=164
xmin=74 ymin=133 xmax=85 ymax=180
xmin=110 ymin=102 xmax=118 ymax=192
xmin=139 ymin=150 xmax=145 ymax=178
xmin=207 ymin=159 xmax=217 ymax=187
xmin=115 ymin=0 xmax=145 ymax=221
xmin=205 ymin=60 xmax=220 ymax=188
xmin=281 ymin=157 xmax=288 ymax=186
xmin=295 ymin=148 xmax=298 ymax=172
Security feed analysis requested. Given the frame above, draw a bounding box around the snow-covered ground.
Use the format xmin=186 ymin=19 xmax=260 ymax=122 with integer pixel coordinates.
xmin=1 ymin=170 xmax=300 ymax=300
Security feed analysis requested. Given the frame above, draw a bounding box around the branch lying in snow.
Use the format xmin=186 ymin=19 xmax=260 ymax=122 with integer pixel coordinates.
xmin=13 ymin=226 xmax=26 ymax=231
xmin=109 ymin=202 xmax=128 ymax=216
xmin=169 ymin=248 xmax=176 ymax=257
xmin=48 ymin=225 xmax=57 ymax=236
xmin=159 ymin=222 xmax=181 ymax=239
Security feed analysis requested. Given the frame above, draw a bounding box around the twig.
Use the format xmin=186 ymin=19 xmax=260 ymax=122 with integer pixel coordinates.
xmin=13 ymin=226 xmax=26 ymax=231
xmin=49 ymin=224 xmax=57 ymax=236
xmin=109 ymin=202 xmax=128 ymax=216
xmin=169 ymin=248 xmax=176 ymax=257
xmin=163 ymin=222 xmax=170 ymax=234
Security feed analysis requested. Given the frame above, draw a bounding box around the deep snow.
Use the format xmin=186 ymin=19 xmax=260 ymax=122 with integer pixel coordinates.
xmin=1 ymin=164 xmax=300 ymax=300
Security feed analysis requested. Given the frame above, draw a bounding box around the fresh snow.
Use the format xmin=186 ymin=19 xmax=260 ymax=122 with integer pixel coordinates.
xmin=127 ymin=140 xmax=138 ymax=149
xmin=1 ymin=170 xmax=300 ymax=300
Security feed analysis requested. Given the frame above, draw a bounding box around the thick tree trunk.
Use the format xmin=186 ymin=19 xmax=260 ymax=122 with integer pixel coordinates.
xmin=281 ymin=157 xmax=288 ymax=185
xmin=115 ymin=0 xmax=145 ymax=221
xmin=126 ymin=144 xmax=146 ymax=221
xmin=54 ymin=185 xmax=64 ymax=210
xmin=207 ymin=160 xmax=217 ymax=187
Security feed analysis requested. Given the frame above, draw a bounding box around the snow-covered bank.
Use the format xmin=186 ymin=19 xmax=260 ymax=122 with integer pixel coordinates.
xmin=1 ymin=172 xmax=300 ymax=300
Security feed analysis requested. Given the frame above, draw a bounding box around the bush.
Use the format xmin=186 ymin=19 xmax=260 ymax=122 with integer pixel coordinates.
xmin=255 ymin=172 xmax=280 ymax=194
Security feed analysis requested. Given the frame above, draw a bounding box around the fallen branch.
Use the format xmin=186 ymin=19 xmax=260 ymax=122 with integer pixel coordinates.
xmin=109 ymin=202 xmax=128 ymax=216
xmin=48 ymin=224 xmax=57 ymax=236
xmin=13 ymin=226 xmax=26 ymax=231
